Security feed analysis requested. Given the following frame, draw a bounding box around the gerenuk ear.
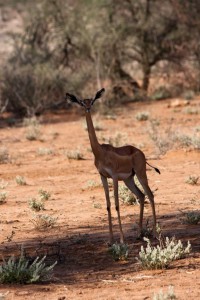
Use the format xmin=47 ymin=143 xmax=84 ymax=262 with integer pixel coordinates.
xmin=65 ymin=93 xmax=80 ymax=104
xmin=92 ymin=88 xmax=105 ymax=104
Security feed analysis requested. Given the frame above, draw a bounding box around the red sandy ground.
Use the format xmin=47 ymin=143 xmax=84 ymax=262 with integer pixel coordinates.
xmin=0 ymin=98 xmax=199 ymax=300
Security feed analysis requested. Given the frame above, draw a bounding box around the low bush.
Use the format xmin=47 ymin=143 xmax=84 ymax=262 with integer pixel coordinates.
xmin=1 ymin=65 xmax=66 ymax=117
xmin=109 ymin=243 xmax=129 ymax=261
xmin=0 ymin=253 xmax=57 ymax=284
xmin=138 ymin=236 xmax=191 ymax=269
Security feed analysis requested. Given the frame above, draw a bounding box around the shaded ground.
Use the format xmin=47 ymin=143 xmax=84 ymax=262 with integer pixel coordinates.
xmin=0 ymin=98 xmax=200 ymax=299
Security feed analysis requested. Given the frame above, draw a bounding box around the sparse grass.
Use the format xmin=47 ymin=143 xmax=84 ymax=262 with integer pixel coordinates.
xmin=0 ymin=192 xmax=7 ymax=204
xmin=93 ymin=202 xmax=102 ymax=209
xmin=0 ymin=147 xmax=9 ymax=164
xmin=84 ymin=180 xmax=101 ymax=189
xmin=175 ymin=134 xmax=200 ymax=149
xmin=15 ymin=176 xmax=27 ymax=186
xmin=0 ymin=180 xmax=8 ymax=190
xmin=102 ymin=132 xmax=128 ymax=147
xmin=181 ymin=211 xmax=200 ymax=225
xmin=108 ymin=243 xmax=129 ymax=261
xmin=0 ymin=252 xmax=57 ymax=284
xmin=118 ymin=184 xmax=138 ymax=205
xmin=137 ymin=236 xmax=191 ymax=270
xmin=38 ymin=189 xmax=51 ymax=201
xmin=140 ymin=220 xmax=154 ymax=238
xmin=148 ymin=122 xmax=173 ymax=155
xmin=65 ymin=149 xmax=84 ymax=160
xmin=31 ymin=214 xmax=57 ymax=230
xmin=23 ymin=117 xmax=42 ymax=141
xmin=185 ymin=175 xmax=199 ymax=185
xmin=136 ymin=111 xmax=149 ymax=121
xmin=153 ymin=285 xmax=177 ymax=300
xmin=28 ymin=198 xmax=45 ymax=212
xmin=37 ymin=148 xmax=54 ymax=156
xmin=183 ymin=107 xmax=199 ymax=115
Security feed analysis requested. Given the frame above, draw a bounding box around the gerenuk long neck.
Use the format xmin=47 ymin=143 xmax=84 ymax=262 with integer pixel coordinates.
xmin=85 ymin=111 xmax=102 ymax=158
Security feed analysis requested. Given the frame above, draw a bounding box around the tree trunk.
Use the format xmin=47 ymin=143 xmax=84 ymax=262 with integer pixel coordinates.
xmin=142 ymin=63 xmax=151 ymax=92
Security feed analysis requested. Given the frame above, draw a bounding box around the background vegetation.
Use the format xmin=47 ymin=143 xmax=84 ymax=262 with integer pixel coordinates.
xmin=0 ymin=0 xmax=200 ymax=116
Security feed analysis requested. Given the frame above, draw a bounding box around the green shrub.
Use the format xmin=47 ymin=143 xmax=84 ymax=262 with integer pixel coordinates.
xmin=108 ymin=243 xmax=129 ymax=261
xmin=0 ymin=253 xmax=57 ymax=284
xmin=184 ymin=211 xmax=200 ymax=225
xmin=138 ymin=237 xmax=191 ymax=270
xmin=38 ymin=189 xmax=51 ymax=201
xmin=28 ymin=198 xmax=45 ymax=212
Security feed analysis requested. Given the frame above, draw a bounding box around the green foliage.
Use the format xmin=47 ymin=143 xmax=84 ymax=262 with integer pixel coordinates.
xmin=183 ymin=211 xmax=200 ymax=225
xmin=109 ymin=243 xmax=129 ymax=261
xmin=28 ymin=198 xmax=45 ymax=212
xmin=138 ymin=237 xmax=191 ymax=270
xmin=0 ymin=253 xmax=57 ymax=284
xmin=38 ymin=189 xmax=51 ymax=201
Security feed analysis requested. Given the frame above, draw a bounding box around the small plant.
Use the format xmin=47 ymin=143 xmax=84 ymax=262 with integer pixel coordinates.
xmin=31 ymin=214 xmax=57 ymax=230
xmin=28 ymin=198 xmax=45 ymax=212
xmin=0 ymin=147 xmax=9 ymax=164
xmin=140 ymin=219 xmax=153 ymax=238
xmin=65 ymin=149 xmax=84 ymax=160
xmin=15 ymin=175 xmax=27 ymax=186
xmin=0 ymin=252 xmax=57 ymax=284
xmin=0 ymin=192 xmax=7 ymax=204
xmin=185 ymin=175 xmax=199 ymax=185
xmin=153 ymin=285 xmax=177 ymax=300
xmin=108 ymin=243 xmax=129 ymax=261
xmin=37 ymin=148 xmax=54 ymax=156
xmin=138 ymin=236 xmax=191 ymax=270
xmin=183 ymin=211 xmax=200 ymax=225
xmin=93 ymin=202 xmax=102 ymax=209
xmin=23 ymin=117 xmax=42 ymax=141
xmin=102 ymin=132 xmax=128 ymax=147
xmin=38 ymin=189 xmax=51 ymax=201
xmin=85 ymin=180 xmax=101 ymax=189
xmin=0 ymin=180 xmax=8 ymax=190
xmin=136 ymin=111 xmax=149 ymax=121
xmin=183 ymin=107 xmax=199 ymax=115
xmin=118 ymin=184 xmax=138 ymax=205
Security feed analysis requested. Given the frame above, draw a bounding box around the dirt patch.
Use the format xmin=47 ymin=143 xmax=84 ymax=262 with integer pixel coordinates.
xmin=0 ymin=98 xmax=200 ymax=299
